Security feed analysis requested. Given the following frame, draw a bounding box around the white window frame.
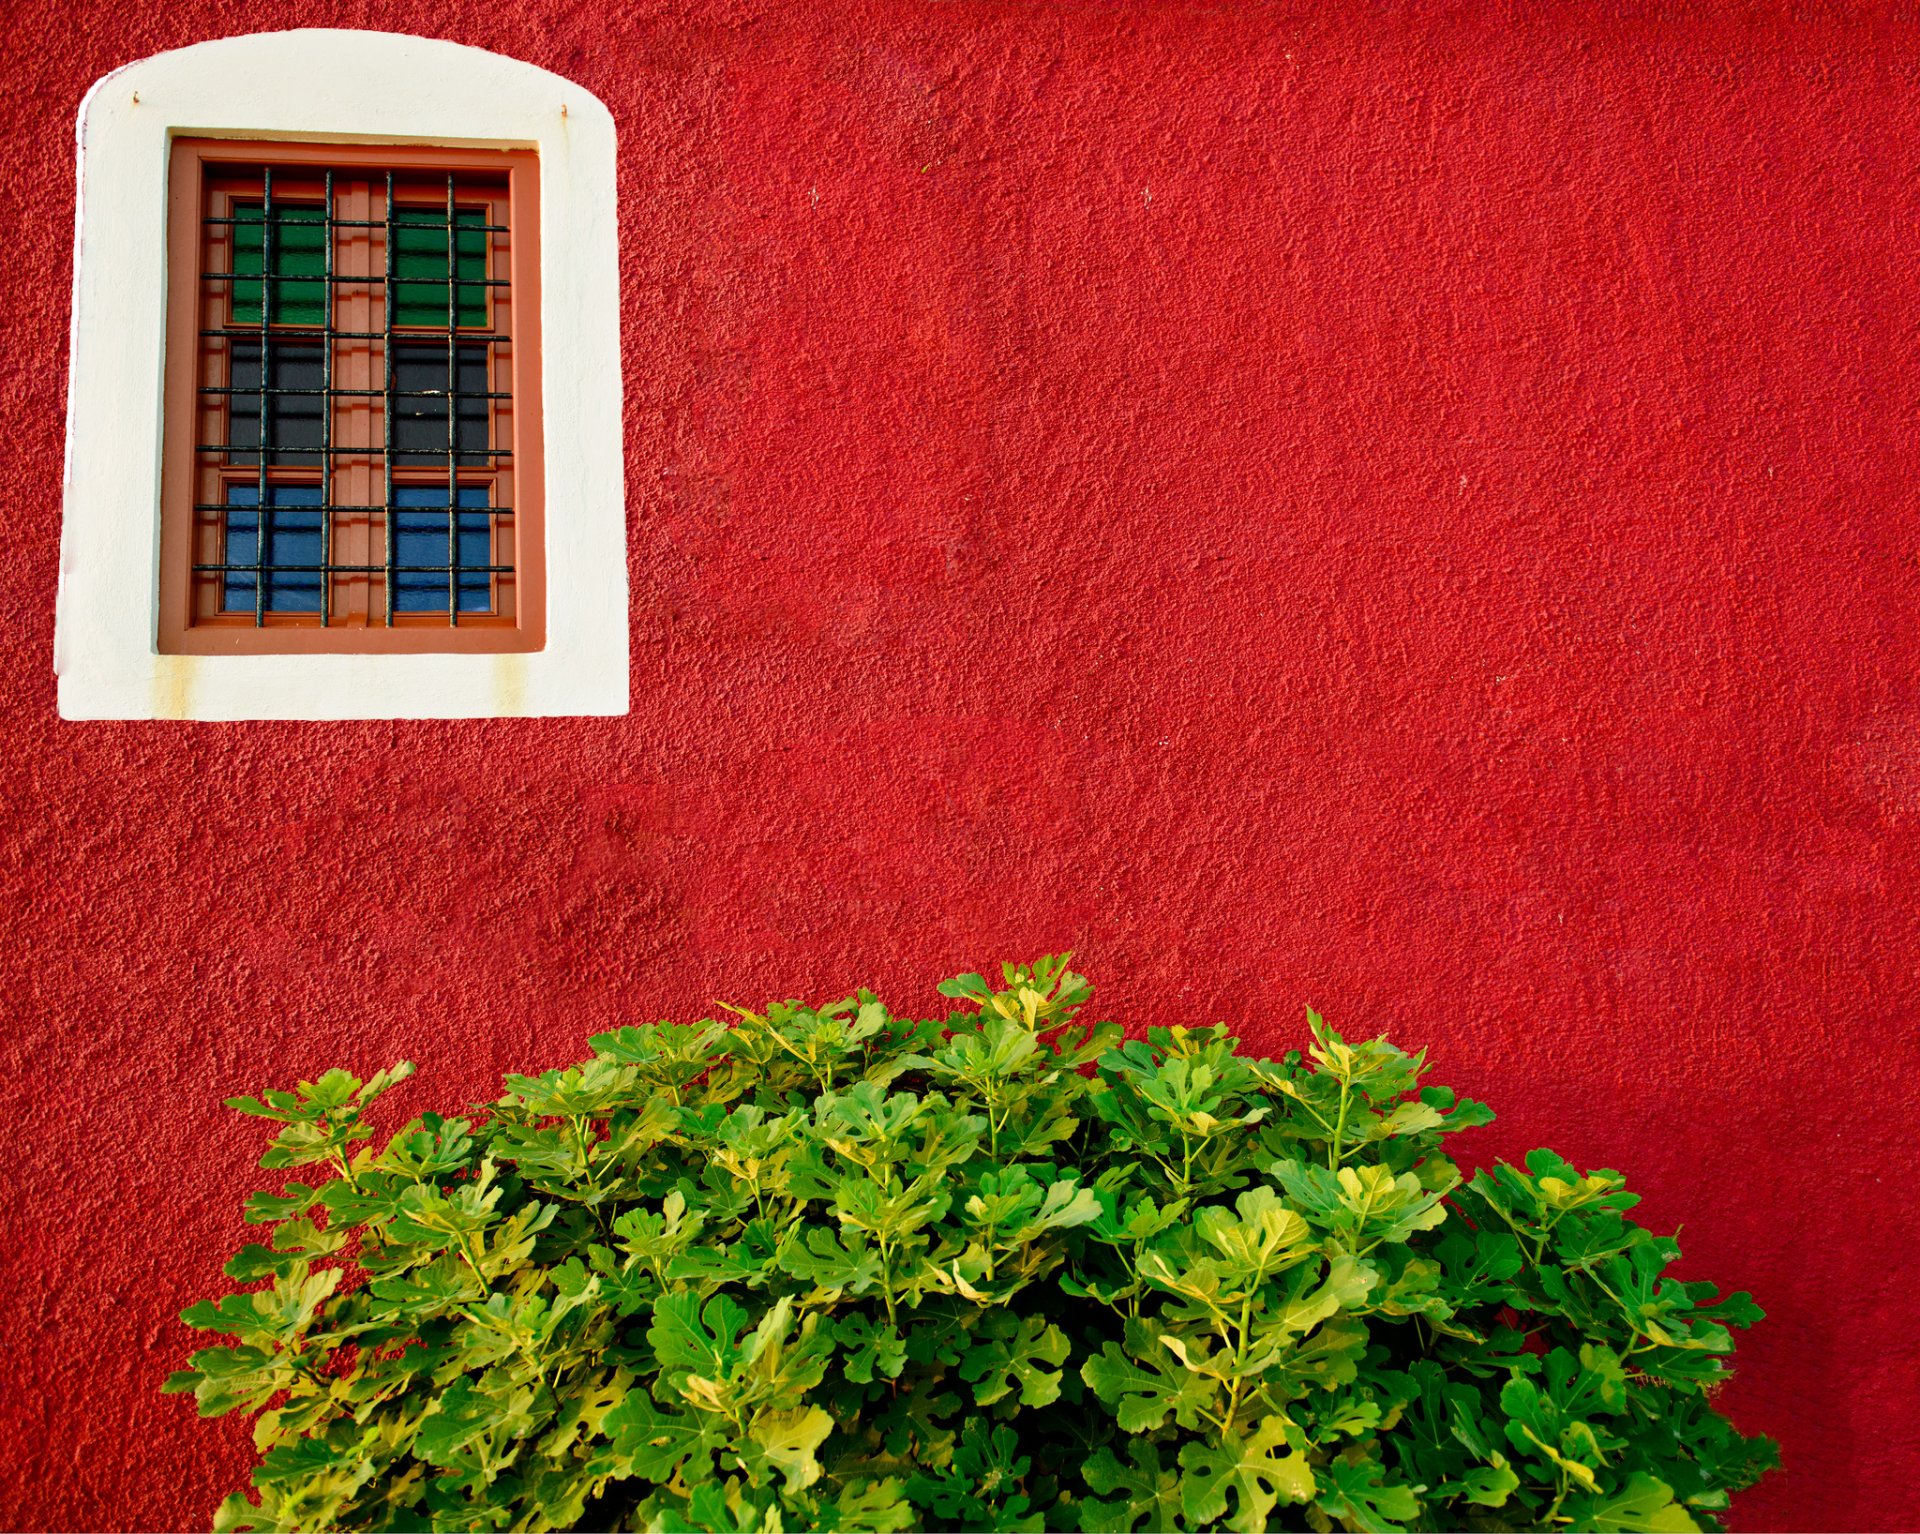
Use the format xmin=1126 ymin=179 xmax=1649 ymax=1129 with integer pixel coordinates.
xmin=56 ymin=29 xmax=628 ymax=720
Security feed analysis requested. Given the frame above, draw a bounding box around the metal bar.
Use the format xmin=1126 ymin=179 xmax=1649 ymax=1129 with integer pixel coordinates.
xmin=495 ymin=188 xmax=514 ymax=619
xmin=384 ymin=170 xmax=396 ymax=626
xmin=446 ymin=173 xmax=458 ymax=625
xmin=484 ymin=199 xmax=503 ymax=621
xmin=201 ymin=327 xmax=514 ymax=343
xmin=199 ymin=385 xmax=511 ymax=399
xmin=319 ymin=168 xmax=333 ymax=626
xmin=197 ymin=502 xmax=515 ymax=514
xmin=195 ymin=562 xmax=515 ymax=573
xmin=201 ymin=444 xmax=512 ymax=457
xmin=206 ymin=216 xmax=510 ymax=231
xmin=201 ymin=444 xmax=511 ymax=457
xmin=255 ymin=168 xmax=272 ymax=626
xmin=200 ymin=271 xmax=511 ymax=288
xmin=206 ymin=212 xmax=328 ymax=223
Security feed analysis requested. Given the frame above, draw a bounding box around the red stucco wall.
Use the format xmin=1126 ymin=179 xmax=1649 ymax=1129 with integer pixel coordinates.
xmin=4 ymin=4 xmax=1917 ymax=1529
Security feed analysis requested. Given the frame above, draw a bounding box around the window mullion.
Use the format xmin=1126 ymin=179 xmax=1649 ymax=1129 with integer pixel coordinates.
xmin=446 ymin=173 xmax=459 ymax=626
xmin=255 ymin=166 xmax=272 ymax=626
xmin=384 ymin=171 xmax=397 ymax=628
xmin=320 ymin=168 xmax=334 ymax=628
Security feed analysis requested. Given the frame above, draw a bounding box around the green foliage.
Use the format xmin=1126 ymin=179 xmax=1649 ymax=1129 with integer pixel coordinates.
xmin=170 ymin=959 xmax=1777 ymax=1532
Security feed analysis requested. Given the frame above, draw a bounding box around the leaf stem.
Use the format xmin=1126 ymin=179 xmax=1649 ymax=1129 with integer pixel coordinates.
xmin=1328 ymin=1079 xmax=1352 ymax=1170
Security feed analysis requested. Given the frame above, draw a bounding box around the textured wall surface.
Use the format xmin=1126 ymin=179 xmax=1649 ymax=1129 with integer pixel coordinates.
xmin=4 ymin=4 xmax=1917 ymax=1529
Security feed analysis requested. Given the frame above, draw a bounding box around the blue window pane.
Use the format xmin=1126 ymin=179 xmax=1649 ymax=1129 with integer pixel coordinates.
xmin=392 ymin=485 xmax=492 ymax=614
xmin=223 ymin=484 xmax=325 ymax=613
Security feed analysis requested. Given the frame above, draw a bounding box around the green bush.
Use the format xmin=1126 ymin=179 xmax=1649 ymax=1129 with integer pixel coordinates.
xmin=169 ymin=957 xmax=1777 ymax=1532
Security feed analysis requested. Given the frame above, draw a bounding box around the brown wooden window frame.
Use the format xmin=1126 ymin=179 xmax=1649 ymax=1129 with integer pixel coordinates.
xmin=158 ymin=138 xmax=546 ymax=654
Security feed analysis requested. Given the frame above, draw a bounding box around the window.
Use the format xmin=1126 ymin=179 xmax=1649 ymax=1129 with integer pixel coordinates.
xmin=58 ymin=30 xmax=626 ymax=719
xmin=160 ymin=141 xmax=543 ymax=651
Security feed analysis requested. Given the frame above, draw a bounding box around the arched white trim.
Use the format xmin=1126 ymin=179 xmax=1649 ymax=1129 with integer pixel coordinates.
xmin=55 ymin=30 xmax=628 ymax=719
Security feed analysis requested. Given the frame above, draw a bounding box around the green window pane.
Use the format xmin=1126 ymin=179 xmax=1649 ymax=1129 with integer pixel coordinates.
xmin=392 ymin=207 xmax=489 ymax=328
xmin=230 ymin=202 xmax=327 ymax=326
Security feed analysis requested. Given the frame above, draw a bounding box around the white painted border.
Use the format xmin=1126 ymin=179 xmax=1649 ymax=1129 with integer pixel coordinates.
xmin=55 ymin=29 xmax=628 ymax=720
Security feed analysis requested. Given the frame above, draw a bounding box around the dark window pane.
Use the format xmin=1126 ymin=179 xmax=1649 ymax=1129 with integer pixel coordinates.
xmin=222 ymin=483 xmax=326 ymax=613
xmin=231 ymin=202 xmax=327 ymax=326
xmin=391 ymin=485 xmax=492 ymax=613
xmin=391 ymin=206 xmax=488 ymax=328
xmin=390 ymin=342 xmax=490 ymax=465
xmin=227 ymin=341 xmax=325 ymax=466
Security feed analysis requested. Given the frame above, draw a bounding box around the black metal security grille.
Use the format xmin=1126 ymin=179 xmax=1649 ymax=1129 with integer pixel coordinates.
xmin=191 ymin=164 xmax=518 ymax=626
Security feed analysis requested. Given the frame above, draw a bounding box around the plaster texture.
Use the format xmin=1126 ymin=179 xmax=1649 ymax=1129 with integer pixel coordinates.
xmin=4 ymin=4 xmax=1918 ymax=1530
